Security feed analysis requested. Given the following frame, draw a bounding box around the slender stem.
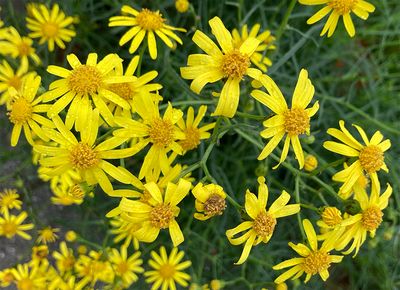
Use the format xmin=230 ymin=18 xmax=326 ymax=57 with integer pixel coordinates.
xmin=300 ymin=203 xmax=319 ymax=212
xmin=225 ymin=192 xmax=243 ymax=211
xmin=236 ymin=111 xmax=265 ymax=121
xmin=275 ymin=0 xmax=297 ymax=42
xmin=136 ymin=42 xmax=147 ymax=77
xmin=295 ymin=175 xmax=306 ymax=240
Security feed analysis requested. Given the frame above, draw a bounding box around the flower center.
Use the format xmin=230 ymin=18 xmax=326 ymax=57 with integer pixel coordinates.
xmin=109 ymin=83 xmax=134 ymax=101
xmin=136 ymin=9 xmax=165 ymax=30
xmin=116 ymin=261 xmax=129 ymax=275
xmin=62 ymin=256 xmax=75 ymax=270
xmin=149 ymin=204 xmax=174 ymax=229
xmin=361 ymin=206 xmax=383 ymax=231
xmin=7 ymin=75 xmax=22 ymax=90
xmin=148 ymin=118 xmax=174 ymax=148
xmin=17 ymin=278 xmax=34 ymax=290
xmin=303 ymin=250 xmax=331 ymax=275
xmin=359 ymin=145 xmax=384 ymax=173
xmin=68 ymin=65 xmax=103 ymax=95
xmin=221 ymin=50 xmax=250 ymax=79
xmin=180 ymin=127 xmax=201 ymax=151
xmin=283 ymin=108 xmax=310 ymax=136
xmin=69 ymin=143 xmax=99 ymax=170
xmin=3 ymin=272 xmax=14 ymax=283
xmin=159 ymin=264 xmax=175 ymax=279
xmin=253 ymin=212 xmax=277 ymax=237
xmin=42 ymin=22 xmax=59 ymax=37
xmin=68 ymin=184 xmax=85 ymax=199
xmin=8 ymin=97 xmax=33 ymax=124
xmin=2 ymin=221 xmax=17 ymax=235
xmin=17 ymin=42 xmax=31 ymax=56
xmin=328 ymin=0 xmax=358 ymax=15
xmin=203 ymin=194 xmax=226 ymax=217
xmin=321 ymin=207 xmax=342 ymax=227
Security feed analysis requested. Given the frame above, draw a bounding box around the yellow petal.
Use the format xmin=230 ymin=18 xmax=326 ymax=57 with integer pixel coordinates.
xmin=302 ymin=219 xmax=317 ymax=251
xmin=307 ymin=6 xmax=332 ymax=24
xmin=234 ymin=233 xmax=257 ymax=265
xmin=209 ymin=16 xmax=233 ymax=53
xmin=343 ymin=13 xmax=355 ymax=37
xmin=169 ymin=219 xmax=184 ymax=247
xmin=212 ymin=77 xmax=240 ymax=118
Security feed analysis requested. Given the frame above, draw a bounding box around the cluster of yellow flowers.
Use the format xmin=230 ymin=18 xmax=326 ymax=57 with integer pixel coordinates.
xmin=0 ymin=0 xmax=392 ymax=289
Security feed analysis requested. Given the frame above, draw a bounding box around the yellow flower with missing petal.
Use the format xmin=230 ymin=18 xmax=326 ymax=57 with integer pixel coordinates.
xmin=323 ymin=120 xmax=390 ymax=197
xmin=37 ymin=226 xmax=59 ymax=244
xmin=180 ymin=16 xmax=262 ymax=118
xmin=192 ymin=183 xmax=227 ymax=220
xmin=26 ymin=3 xmax=76 ymax=51
xmin=0 ymin=188 xmax=22 ymax=214
xmin=52 ymin=241 xmax=75 ymax=274
xmin=273 ymin=219 xmax=343 ymax=284
xmin=251 ymin=69 xmax=319 ymax=169
xmin=226 ymin=177 xmax=300 ymax=264
xmin=109 ymin=5 xmax=186 ymax=59
xmin=144 ymin=246 xmax=192 ymax=290
xmin=0 ymin=210 xmax=34 ymax=240
xmin=299 ymin=0 xmax=375 ymax=37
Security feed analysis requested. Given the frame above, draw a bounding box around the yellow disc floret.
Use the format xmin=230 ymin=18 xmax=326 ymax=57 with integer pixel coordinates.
xmin=109 ymin=83 xmax=133 ymax=101
xmin=321 ymin=207 xmax=342 ymax=227
xmin=253 ymin=212 xmax=277 ymax=237
xmin=149 ymin=204 xmax=174 ymax=229
xmin=136 ymin=9 xmax=165 ymax=30
xmin=328 ymin=0 xmax=358 ymax=15
xmin=221 ymin=50 xmax=250 ymax=79
xmin=361 ymin=206 xmax=383 ymax=231
xmin=203 ymin=194 xmax=226 ymax=217
xmin=68 ymin=65 xmax=103 ymax=95
xmin=69 ymin=143 xmax=99 ymax=170
xmin=148 ymin=118 xmax=174 ymax=148
xmin=359 ymin=145 xmax=384 ymax=173
xmin=303 ymin=250 xmax=331 ymax=275
xmin=181 ymin=127 xmax=201 ymax=151
xmin=42 ymin=22 xmax=59 ymax=37
xmin=8 ymin=97 xmax=33 ymax=124
xmin=283 ymin=108 xmax=310 ymax=136
xmin=159 ymin=263 xmax=175 ymax=279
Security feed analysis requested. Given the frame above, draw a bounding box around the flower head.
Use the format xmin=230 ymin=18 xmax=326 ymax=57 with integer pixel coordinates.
xmin=251 ymin=69 xmax=319 ymax=169
xmin=26 ymin=3 xmax=76 ymax=51
xmin=175 ymin=0 xmax=190 ymax=13
xmin=226 ymin=177 xmax=300 ymax=264
xmin=52 ymin=241 xmax=75 ymax=274
xmin=323 ymin=120 xmax=390 ymax=197
xmin=192 ymin=182 xmax=227 ymax=220
xmin=144 ymin=246 xmax=192 ymax=290
xmin=299 ymin=0 xmax=375 ymax=37
xmin=0 ymin=188 xmax=22 ymax=214
xmin=0 ymin=210 xmax=34 ymax=240
xmin=10 ymin=263 xmax=46 ymax=290
xmin=37 ymin=226 xmax=60 ymax=244
xmin=109 ymin=5 xmax=186 ymax=59
xmin=181 ymin=16 xmax=262 ymax=117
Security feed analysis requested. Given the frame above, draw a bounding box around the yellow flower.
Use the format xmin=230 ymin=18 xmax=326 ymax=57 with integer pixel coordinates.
xmin=316 ymin=206 xmax=360 ymax=239
xmin=75 ymin=250 xmax=114 ymax=286
xmin=30 ymin=245 xmax=49 ymax=267
xmin=144 ymin=246 xmax=192 ymax=290
xmin=0 ymin=27 xmax=40 ymax=71
xmin=107 ymin=55 xmax=162 ymax=116
xmin=177 ymin=105 xmax=216 ymax=152
xmin=111 ymin=179 xmax=191 ymax=247
xmin=323 ymin=120 xmax=390 ymax=197
xmin=175 ymin=0 xmax=190 ymax=13
xmin=26 ymin=3 xmax=76 ymax=51
xmin=226 ymin=177 xmax=300 ymax=264
xmin=110 ymin=216 xmax=141 ymax=250
xmin=0 ymin=59 xmax=34 ymax=108
xmin=0 ymin=268 xmax=15 ymax=287
xmin=109 ymin=5 xmax=186 ymax=59
xmin=113 ymin=94 xmax=185 ymax=179
xmin=10 ymin=263 xmax=46 ymax=290
xmin=192 ymin=183 xmax=227 ymax=220
xmin=304 ymin=154 xmax=318 ymax=172
xmin=41 ymin=53 xmax=134 ymax=130
xmin=65 ymin=230 xmax=77 ymax=242
xmin=273 ymin=219 xmax=343 ymax=283
xmin=108 ymin=246 xmax=144 ymax=288
xmin=50 ymin=184 xmax=84 ymax=206
xmin=232 ymin=24 xmax=276 ymax=72
xmin=180 ymin=16 xmax=262 ymax=118
xmin=37 ymin=226 xmax=59 ymax=244
xmin=299 ymin=0 xmax=375 ymax=37
xmin=335 ymin=183 xmax=392 ymax=256
xmin=34 ymin=109 xmax=142 ymax=194
xmin=251 ymin=69 xmax=319 ymax=169
xmin=7 ymin=73 xmax=54 ymax=146
xmin=0 ymin=188 xmax=22 ymax=214
xmin=0 ymin=210 xmax=34 ymax=239
xmin=53 ymin=241 xmax=75 ymax=274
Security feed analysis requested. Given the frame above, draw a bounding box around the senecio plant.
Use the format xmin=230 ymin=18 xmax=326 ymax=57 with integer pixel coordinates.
xmin=0 ymin=0 xmax=396 ymax=289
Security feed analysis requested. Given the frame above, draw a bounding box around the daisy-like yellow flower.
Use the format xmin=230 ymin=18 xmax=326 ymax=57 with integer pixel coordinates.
xmin=0 ymin=27 xmax=40 ymax=71
xmin=175 ymin=0 xmax=190 ymax=13
xmin=11 ymin=263 xmax=46 ymax=290
xmin=113 ymin=94 xmax=185 ymax=179
xmin=192 ymin=182 xmax=227 ymax=220
xmin=335 ymin=162 xmax=369 ymax=199
xmin=109 ymin=5 xmax=186 ymax=59
xmin=37 ymin=226 xmax=60 ymax=244
xmin=109 ymin=179 xmax=191 ymax=247
xmin=0 ymin=60 xmax=33 ymax=108
xmin=110 ymin=216 xmax=141 ymax=250
xmin=232 ymin=24 xmax=276 ymax=72
xmin=34 ymin=110 xmax=142 ymax=194
xmin=299 ymin=0 xmax=375 ymax=37
xmin=180 ymin=16 xmax=262 ymax=118
xmin=177 ymin=105 xmax=216 ymax=152
xmin=107 ymin=55 xmax=162 ymax=117
xmin=251 ymin=69 xmax=319 ymax=169
xmin=144 ymin=246 xmax=192 ymax=290
xmin=335 ymin=183 xmax=392 ymax=256
xmin=0 ymin=188 xmax=22 ymax=214
xmin=75 ymin=250 xmax=115 ymax=286
xmin=226 ymin=177 xmax=300 ymax=264
xmin=50 ymin=183 xmax=84 ymax=206
xmin=108 ymin=246 xmax=144 ymax=288
xmin=7 ymin=73 xmax=54 ymax=147
xmin=53 ymin=241 xmax=75 ymax=275
xmin=323 ymin=120 xmax=390 ymax=197
xmin=41 ymin=53 xmax=134 ymax=130
xmin=0 ymin=268 xmax=15 ymax=288
xmin=0 ymin=210 xmax=34 ymax=240
xmin=26 ymin=3 xmax=76 ymax=51
xmin=30 ymin=245 xmax=49 ymax=267
xmin=273 ymin=219 xmax=343 ymax=283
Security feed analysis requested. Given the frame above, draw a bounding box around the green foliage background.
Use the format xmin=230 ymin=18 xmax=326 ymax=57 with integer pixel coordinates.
xmin=0 ymin=0 xmax=399 ymax=289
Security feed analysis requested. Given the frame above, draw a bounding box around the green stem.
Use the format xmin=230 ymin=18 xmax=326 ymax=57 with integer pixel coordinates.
xmin=136 ymin=42 xmax=147 ymax=77
xmin=300 ymin=203 xmax=319 ymax=212
xmin=235 ymin=111 xmax=265 ymax=121
xmin=295 ymin=175 xmax=306 ymax=240
xmin=275 ymin=0 xmax=297 ymax=41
